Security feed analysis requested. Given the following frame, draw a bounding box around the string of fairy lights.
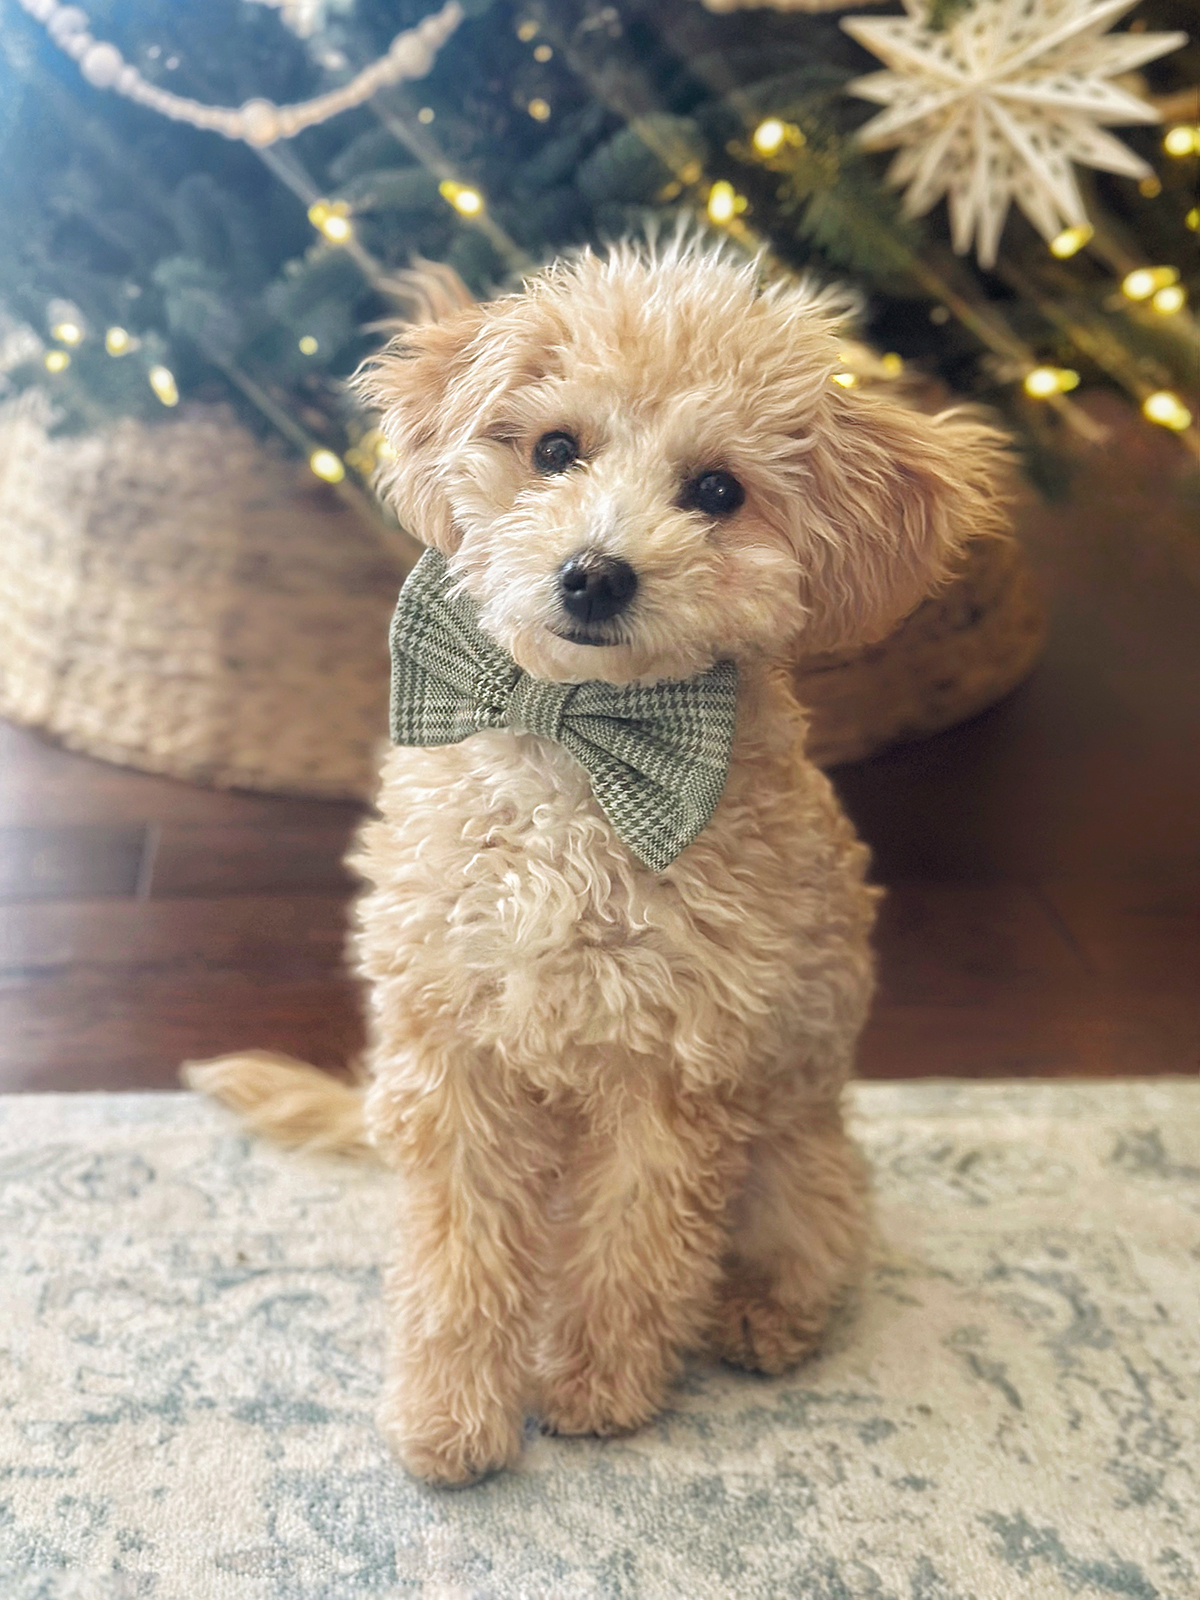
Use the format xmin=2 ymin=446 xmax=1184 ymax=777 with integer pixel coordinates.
xmin=17 ymin=0 xmax=466 ymax=503
xmin=514 ymin=4 xmax=1200 ymax=449
xmin=714 ymin=113 xmax=1200 ymax=441
xmin=519 ymin=10 xmax=1200 ymax=451
xmin=24 ymin=2 xmax=1200 ymax=481
xmin=1021 ymin=112 xmax=1200 ymax=439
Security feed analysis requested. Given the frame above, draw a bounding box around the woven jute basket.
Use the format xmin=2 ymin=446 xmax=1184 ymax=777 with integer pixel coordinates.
xmin=0 ymin=398 xmax=1043 ymax=796
xmin=0 ymin=395 xmax=404 ymax=798
xmin=797 ymin=532 xmax=1044 ymax=767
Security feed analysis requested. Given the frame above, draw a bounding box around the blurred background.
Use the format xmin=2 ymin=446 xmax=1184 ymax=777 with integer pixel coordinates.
xmin=0 ymin=0 xmax=1197 ymax=1091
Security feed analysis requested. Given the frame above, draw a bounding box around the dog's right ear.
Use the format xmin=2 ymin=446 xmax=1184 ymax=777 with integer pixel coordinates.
xmin=353 ymin=303 xmax=491 ymax=553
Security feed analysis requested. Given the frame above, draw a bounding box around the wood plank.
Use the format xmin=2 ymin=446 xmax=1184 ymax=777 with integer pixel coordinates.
xmin=1038 ymin=875 xmax=1200 ymax=989
xmin=0 ymin=824 xmax=148 ymax=902
xmin=0 ymin=893 xmax=353 ymax=976
xmin=0 ymin=721 xmax=367 ymax=830
xmin=872 ymin=881 xmax=1087 ymax=1007
xmin=865 ymin=874 xmax=1199 ymax=1077
xmin=860 ymin=988 xmax=1200 ymax=1080
xmin=0 ymin=969 xmax=365 ymax=1091
xmin=147 ymin=824 xmax=359 ymax=898
xmin=831 ymin=722 xmax=1200 ymax=883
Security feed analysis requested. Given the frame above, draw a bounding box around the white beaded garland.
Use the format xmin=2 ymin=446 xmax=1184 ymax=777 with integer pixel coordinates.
xmin=79 ymin=42 xmax=123 ymax=90
xmin=238 ymin=98 xmax=283 ymax=148
xmin=16 ymin=0 xmax=463 ymax=147
xmin=391 ymin=36 xmax=433 ymax=74
xmin=46 ymin=7 xmax=87 ymax=44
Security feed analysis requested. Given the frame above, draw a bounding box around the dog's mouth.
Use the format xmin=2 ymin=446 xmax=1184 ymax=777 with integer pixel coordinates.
xmin=548 ymin=623 xmax=624 ymax=648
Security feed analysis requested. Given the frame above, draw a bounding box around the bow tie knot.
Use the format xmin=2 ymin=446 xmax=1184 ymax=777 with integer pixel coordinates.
xmin=389 ymin=549 xmax=738 ymax=872
xmin=472 ymin=656 xmax=523 ymax=730
xmin=459 ymin=656 xmax=572 ymax=743
xmin=508 ymin=675 xmax=573 ymax=743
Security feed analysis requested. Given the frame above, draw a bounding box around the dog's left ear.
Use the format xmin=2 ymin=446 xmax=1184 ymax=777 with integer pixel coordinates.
xmin=793 ymin=386 xmax=1013 ymax=654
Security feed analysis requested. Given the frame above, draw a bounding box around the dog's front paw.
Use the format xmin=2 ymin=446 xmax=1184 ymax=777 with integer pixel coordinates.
xmin=538 ymin=1362 xmax=667 ymax=1439
xmin=713 ymin=1284 xmax=826 ymax=1377
xmin=379 ymin=1388 xmax=523 ymax=1486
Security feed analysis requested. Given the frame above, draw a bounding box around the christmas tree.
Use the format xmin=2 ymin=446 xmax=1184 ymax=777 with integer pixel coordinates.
xmin=1 ymin=0 xmax=1197 ymax=501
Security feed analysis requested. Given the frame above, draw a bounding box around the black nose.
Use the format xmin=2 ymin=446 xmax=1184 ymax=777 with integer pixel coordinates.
xmin=557 ymin=552 xmax=638 ymax=625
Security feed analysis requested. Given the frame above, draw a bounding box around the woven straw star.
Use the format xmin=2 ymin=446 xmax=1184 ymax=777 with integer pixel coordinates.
xmin=842 ymin=0 xmax=1187 ymax=267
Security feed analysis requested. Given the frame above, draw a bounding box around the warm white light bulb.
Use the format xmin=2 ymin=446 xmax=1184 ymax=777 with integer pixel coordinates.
xmin=1122 ymin=266 xmax=1178 ymax=302
xmin=149 ymin=366 xmax=179 ymax=406
xmin=1049 ymin=224 xmax=1092 ymax=259
xmin=1163 ymin=124 xmax=1200 ymax=157
xmin=309 ymin=448 xmax=346 ymax=483
xmin=1142 ymin=391 xmax=1192 ymax=431
xmin=706 ymin=181 xmax=737 ymax=224
xmin=753 ymin=119 xmax=786 ymax=156
xmin=1151 ymin=285 xmax=1186 ymax=315
xmin=440 ymin=180 xmax=483 ymax=216
xmin=1023 ymin=367 xmax=1060 ymax=398
xmin=308 ymin=200 xmax=352 ymax=242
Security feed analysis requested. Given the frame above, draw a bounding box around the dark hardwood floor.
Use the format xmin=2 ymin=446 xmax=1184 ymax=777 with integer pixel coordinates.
xmin=1 ymin=393 xmax=1197 ymax=1091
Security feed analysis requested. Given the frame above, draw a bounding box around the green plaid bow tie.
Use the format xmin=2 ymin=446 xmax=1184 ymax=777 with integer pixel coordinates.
xmin=389 ymin=549 xmax=738 ymax=872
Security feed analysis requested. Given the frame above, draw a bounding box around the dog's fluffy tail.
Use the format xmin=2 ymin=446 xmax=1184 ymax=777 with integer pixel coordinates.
xmin=183 ymin=1052 xmax=372 ymax=1159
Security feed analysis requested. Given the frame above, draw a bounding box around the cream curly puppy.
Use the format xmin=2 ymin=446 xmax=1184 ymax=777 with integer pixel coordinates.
xmin=189 ymin=242 xmax=1009 ymax=1486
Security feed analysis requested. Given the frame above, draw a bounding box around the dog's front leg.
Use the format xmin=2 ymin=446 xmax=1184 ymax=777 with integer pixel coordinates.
xmin=368 ymin=1065 xmax=553 ymax=1485
xmin=714 ymin=1095 xmax=871 ymax=1375
xmin=537 ymin=1083 xmax=748 ymax=1437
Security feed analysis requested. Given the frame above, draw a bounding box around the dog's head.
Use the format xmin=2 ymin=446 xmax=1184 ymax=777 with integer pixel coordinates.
xmin=358 ymin=243 xmax=1010 ymax=685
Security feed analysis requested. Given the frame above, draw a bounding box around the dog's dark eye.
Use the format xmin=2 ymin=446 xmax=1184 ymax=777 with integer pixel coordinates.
xmin=687 ymin=470 xmax=745 ymax=518
xmin=533 ymin=431 xmax=579 ymax=475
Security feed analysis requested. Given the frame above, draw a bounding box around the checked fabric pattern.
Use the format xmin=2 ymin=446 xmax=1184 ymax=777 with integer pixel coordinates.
xmin=389 ymin=548 xmax=739 ymax=871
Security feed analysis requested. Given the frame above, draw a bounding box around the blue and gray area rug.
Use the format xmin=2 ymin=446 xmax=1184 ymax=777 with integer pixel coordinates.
xmin=1 ymin=1079 xmax=1197 ymax=1600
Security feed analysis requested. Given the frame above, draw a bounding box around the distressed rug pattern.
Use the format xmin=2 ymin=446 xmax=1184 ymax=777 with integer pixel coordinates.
xmin=1 ymin=1080 xmax=1197 ymax=1600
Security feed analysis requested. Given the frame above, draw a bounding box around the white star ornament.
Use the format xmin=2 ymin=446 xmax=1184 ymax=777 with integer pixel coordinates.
xmin=841 ymin=0 xmax=1188 ymax=267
